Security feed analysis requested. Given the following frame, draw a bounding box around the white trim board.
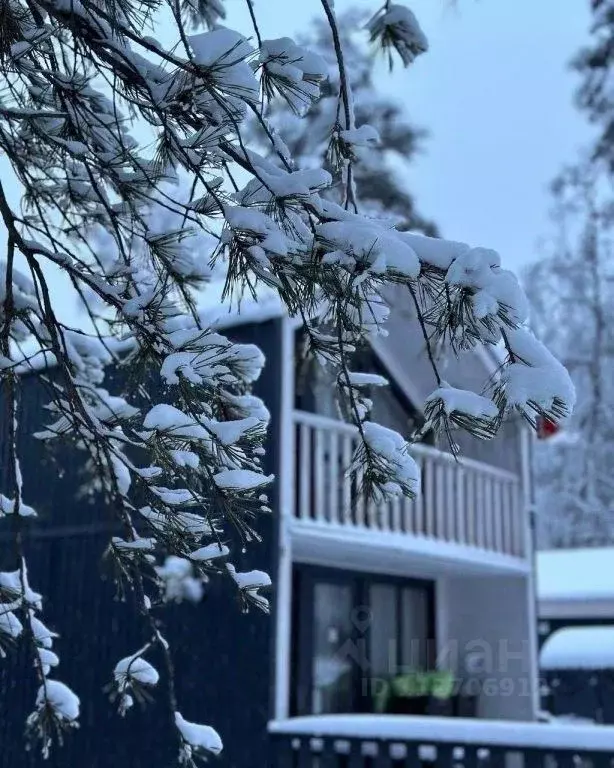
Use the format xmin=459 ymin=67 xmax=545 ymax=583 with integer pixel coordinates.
xmin=290 ymin=520 xmax=531 ymax=579
xmin=539 ymin=598 xmax=614 ymax=620
xmin=273 ymin=315 xmax=295 ymax=720
xmin=520 ymin=427 xmax=539 ymax=718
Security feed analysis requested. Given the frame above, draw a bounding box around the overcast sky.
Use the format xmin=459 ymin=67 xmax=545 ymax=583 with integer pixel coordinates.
xmin=5 ymin=1 xmax=596 ymax=330
xmin=226 ymin=0 xmax=595 ymax=272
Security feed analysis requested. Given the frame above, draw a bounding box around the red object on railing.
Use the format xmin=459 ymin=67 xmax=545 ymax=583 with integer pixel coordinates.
xmin=537 ymin=416 xmax=559 ymax=440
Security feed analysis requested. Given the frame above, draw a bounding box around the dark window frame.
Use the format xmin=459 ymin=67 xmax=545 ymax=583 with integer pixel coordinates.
xmin=291 ymin=564 xmax=436 ymax=716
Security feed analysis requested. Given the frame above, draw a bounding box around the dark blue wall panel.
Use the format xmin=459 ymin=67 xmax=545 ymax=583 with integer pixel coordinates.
xmin=0 ymin=318 xmax=282 ymax=768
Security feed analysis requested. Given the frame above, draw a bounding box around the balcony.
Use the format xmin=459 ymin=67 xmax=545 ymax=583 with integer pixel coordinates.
xmin=291 ymin=411 xmax=528 ymax=573
xmin=270 ymin=714 xmax=614 ymax=767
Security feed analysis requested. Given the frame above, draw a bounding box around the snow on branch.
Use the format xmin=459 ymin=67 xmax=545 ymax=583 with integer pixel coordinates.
xmin=424 ymin=383 xmax=501 ymax=454
xmin=367 ymin=3 xmax=428 ymax=69
xmin=175 ymin=711 xmax=223 ymax=764
xmin=0 ymin=0 xmax=571 ymax=762
xmin=111 ymin=650 xmax=160 ymax=716
xmin=495 ymin=327 xmax=576 ymax=428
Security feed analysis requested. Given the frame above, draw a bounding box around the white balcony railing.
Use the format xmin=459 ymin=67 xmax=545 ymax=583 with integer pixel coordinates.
xmin=293 ymin=410 xmax=526 ymax=560
xmin=270 ymin=714 xmax=614 ymax=767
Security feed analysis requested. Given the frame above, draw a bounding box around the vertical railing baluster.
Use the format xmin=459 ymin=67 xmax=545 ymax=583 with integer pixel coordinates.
xmin=401 ymin=494 xmax=411 ymax=534
xmin=466 ymin=468 xmax=476 ymax=547
xmin=408 ymin=492 xmax=417 ymax=535
xmin=391 ymin=494 xmax=401 ymax=533
xmin=299 ymin=423 xmax=311 ymax=521
xmin=480 ymin=475 xmax=490 ymax=549
xmin=414 ymin=456 xmax=424 ymax=535
xmin=506 ymin=480 xmax=516 ymax=556
xmin=511 ymin=481 xmax=522 ymax=557
xmin=517 ymin=480 xmax=528 ymax=558
xmin=490 ymin=475 xmax=498 ymax=551
xmin=314 ymin=425 xmax=325 ymax=522
xmin=456 ymin=465 xmax=466 ymax=544
xmin=380 ymin=498 xmax=390 ymax=532
xmin=493 ymin=477 xmax=503 ymax=553
xmin=500 ymin=479 xmax=510 ymax=555
xmin=475 ymin=472 xmax=484 ymax=548
xmin=425 ymin=455 xmax=435 ymax=537
xmin=367 ymin=495 xmax=378 ymax=530
xmin=354 ymin=434 xmax=366 ymax=527
xmin=445 ymin=462 xmax=455 ymax=542
xmin=342 ymin=434 xmax=352 ymax=526
xmin=435 ymin=462 xmax=445 ymax=539
xmin=513 ymin=480 xmax=522 ymax=557
xmin=328 ymin=430 xmax=339 ymax=525
xmin=483 ymin=475 xmax=493 ymax=550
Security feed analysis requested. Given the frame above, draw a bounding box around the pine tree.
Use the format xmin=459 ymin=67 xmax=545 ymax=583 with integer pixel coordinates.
xmin=527 ymin=165 xmax=614 ymax=548
xmin=257 ymin=8 xmax=437 ymax=234
xmin=575 ymin=0 xmax=614 ymax=171
xmin=528 ymin=0 xmax=614 ymax=548
xmin=0 ymin=0 xmax=572 ymax=760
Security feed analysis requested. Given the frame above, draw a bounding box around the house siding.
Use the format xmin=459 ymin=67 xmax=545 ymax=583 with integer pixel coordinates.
xmin=444 ymin=574 xmax=535 ymax=721
xmin=0 ymin=318 xmax=283 ymax=768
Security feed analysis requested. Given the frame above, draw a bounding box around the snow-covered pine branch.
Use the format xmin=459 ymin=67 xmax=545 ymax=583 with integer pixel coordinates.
xmin=0 ymin=0 xmax=572 ymax=761
xmin=250 ymin=7 xmax=437 ymax=234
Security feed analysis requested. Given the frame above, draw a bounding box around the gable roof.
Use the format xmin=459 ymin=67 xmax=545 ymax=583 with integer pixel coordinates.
xmin=368 ymin=284 xmax=500 ymax=414
xmin=14 ymin=280 xmax=498 ymax=414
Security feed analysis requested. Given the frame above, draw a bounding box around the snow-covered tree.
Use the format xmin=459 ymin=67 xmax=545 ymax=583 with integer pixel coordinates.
xmin=254 ymin=8 xmax=437 ymax=234
xmin=527 ymin=164 xmax=614 ymax=549
xmin=529 ymin=0 xmax=614 ymax=549
xmin=575 ymin=0 xmax=614 ymax=171
xmin=0 ymin=0 xmax=573 ymax=761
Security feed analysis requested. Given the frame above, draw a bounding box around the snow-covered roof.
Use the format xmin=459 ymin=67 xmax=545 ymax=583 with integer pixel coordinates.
xmin=14 ymin=293 xmax=285 ymax=376
xmin=540 ymin=626 xmax=614 ymax=671
xmin=199 ymin=294 xmax=284 ymax=330
xmin=14 ymin=280 xmax=502 ymax=413
xmin=537 ymin=548 xmax=614 ymax=605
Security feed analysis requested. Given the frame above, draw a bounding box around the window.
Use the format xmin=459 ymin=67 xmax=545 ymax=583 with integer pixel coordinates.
xmin=311 ymin=582 xmax=354 ymax=714
xmin=291 ymin=566 xmax=435 ymax=716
